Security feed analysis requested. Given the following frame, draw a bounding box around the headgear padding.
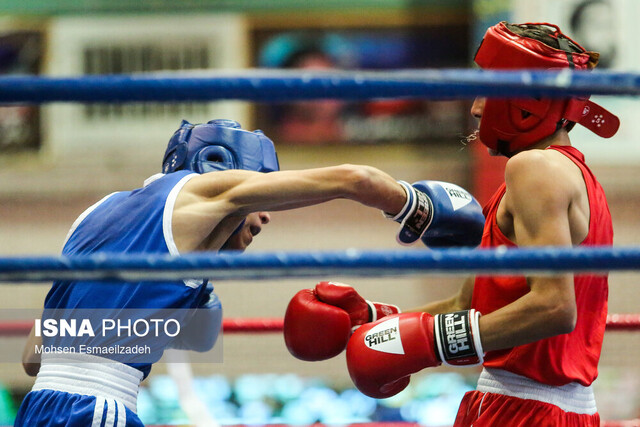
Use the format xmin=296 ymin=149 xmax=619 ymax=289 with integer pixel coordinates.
xmin=162 ymin=119 xmax=280 ymax=174
xmin=474 ymin=22 xmax=619 ymax=156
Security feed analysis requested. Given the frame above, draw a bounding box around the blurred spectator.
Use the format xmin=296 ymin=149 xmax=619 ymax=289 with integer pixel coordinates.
xmin=0 ymin=31 xmax=42 ymax=152
xmin=260 ymin=33 xmax=345 ymax=145
xmin=569 ymin=0 xmax=617 ymax=68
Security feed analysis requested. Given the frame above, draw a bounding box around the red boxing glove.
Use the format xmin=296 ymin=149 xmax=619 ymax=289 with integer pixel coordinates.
xmin=346 ymin=310 xmax=483 ymax=399
xmin=314 ymin=281 xmax=400 ymax=327
xmin=284 ymin=281 xmax=400 ymax=362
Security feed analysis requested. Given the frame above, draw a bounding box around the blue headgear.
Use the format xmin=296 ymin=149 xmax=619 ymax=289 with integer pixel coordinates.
xmin=162 ymin=119 xmax=279 ymax=174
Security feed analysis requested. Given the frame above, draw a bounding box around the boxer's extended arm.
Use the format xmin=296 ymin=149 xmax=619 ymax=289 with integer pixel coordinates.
xmin=172 ymin=165 xmax=407 ymax=251
xmin=478 ymin=151 xmax=577 ymax=352
xmin=183 ymin=164 xmax=407 ymax=215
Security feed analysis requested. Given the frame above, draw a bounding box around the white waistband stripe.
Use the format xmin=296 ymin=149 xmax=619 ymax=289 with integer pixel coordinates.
xmin=92 ymin=396 xmax=105 ymax=427
xmin=32 ymin=353 xmax=142 ymax=413
xmin=105 ymin=399 xmax=115 ymax=426
xmin=117 ymin=400 xmax=126 ymax=426
xmin=476 ymin=368 xmax=597 ymax=415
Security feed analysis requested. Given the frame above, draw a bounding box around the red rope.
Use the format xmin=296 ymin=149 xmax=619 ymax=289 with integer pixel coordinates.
xmin=0 ymin=320 xmax=32 ymax=337
xmin=222 ymin=317 xmax=284 ymax=333
xmin=1 ymin=314 xmax=639 ymax=337
xmin=0 ymin=318 xmax=286 ymax=336
xmin=604 ymin=314 xmax=640 ymax=331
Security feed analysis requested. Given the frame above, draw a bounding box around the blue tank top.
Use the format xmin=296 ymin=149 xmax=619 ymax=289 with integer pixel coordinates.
xmin=43 ymin=171 xmax=215 ymax=377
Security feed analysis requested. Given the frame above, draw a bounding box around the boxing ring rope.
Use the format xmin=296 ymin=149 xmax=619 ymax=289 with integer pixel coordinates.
xmin=4 ymin=69 xmax=640 ymax=427
xmin=0 ymin=69 xmax=639 ymax=104
xmin=1 ymin=246 xmax=640 ymax=283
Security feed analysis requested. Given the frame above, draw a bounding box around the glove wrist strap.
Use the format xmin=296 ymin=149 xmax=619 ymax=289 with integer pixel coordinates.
xmin=366 ymin=300 xmax=401 ymax=323
xmin=383 ymin=180 xmax=415 ymax=221
xmin=365 ymin=300 xmax=378 ymax=322
xmin=434 ymin=309 xmax=484 ymax=367
xmin=396 ymin=187 xmax=433 ymax=245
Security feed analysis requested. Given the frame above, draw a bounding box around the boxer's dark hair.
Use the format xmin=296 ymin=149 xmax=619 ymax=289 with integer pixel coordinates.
xmin=505 ymin=22 xmax=590 ymax=58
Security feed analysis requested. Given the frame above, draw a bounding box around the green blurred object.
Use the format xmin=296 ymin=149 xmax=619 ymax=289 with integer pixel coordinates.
xmin=0 ymin=383 xmax=16 ymax=426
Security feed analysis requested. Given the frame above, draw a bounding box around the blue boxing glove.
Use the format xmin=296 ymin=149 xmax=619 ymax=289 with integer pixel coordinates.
xmin=386 ymin=180 xmax=484 ymax=248
xmin=168 ymin=283 xmax=223 ymax=352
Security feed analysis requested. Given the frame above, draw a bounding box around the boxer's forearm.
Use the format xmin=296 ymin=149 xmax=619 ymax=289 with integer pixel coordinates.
xmin=220 ymin=165 xmax=407 ymax=215
xmin=22 ymin=326 xmax=41 ymax=376
xmin=406 ymin=276 xmax=475 ymax=315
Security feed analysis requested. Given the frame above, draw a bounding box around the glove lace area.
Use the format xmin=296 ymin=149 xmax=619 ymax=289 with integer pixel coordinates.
xmin=434 ymin=309 xmax=484 ymax=366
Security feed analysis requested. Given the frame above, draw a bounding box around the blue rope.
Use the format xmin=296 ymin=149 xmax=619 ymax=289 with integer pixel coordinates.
xmin=0 ymin=69 xmax=639 ymax=103
xmin=0 ymin=246 xmax=639 ymax=283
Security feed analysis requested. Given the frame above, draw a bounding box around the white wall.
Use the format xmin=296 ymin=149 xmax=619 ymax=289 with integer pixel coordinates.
xmin=512 ymin=0 xmax=640 ymax=165
xmin=43 ymin=14 xmax=251 ymax=165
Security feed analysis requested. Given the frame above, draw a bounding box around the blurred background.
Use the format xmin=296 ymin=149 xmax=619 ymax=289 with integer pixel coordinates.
xmin=0 ymin=0 xmax=639 ymax=425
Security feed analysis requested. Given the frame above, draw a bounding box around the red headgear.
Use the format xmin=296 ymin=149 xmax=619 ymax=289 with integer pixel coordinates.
xmin=474 ymin=22 xmax=619 ymax=156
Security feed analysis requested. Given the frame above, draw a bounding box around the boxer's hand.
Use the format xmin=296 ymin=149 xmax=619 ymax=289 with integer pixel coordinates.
xmin=385 ymin=180 xmax=484 ymax=248
xmin=284 ymin=281 xmax=399 ymax=361
xmin=314 ymin=281 xmax=401 ymax=327
xmin=347 ymin=310 xmax=483 ymax=399
xmin=168 ymin=284 xmax=222 ymax=352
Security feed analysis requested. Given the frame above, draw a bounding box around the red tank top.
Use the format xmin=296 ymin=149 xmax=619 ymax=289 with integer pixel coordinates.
xmin=471 ymin=145 xmax=613 ymax=386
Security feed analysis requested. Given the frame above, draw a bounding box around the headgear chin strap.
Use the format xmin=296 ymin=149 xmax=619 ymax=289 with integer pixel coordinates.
xmin=474 ymin=22 xmax=619 ymax=156
xmin=162 ymin=119 xmax=280 ymax=174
